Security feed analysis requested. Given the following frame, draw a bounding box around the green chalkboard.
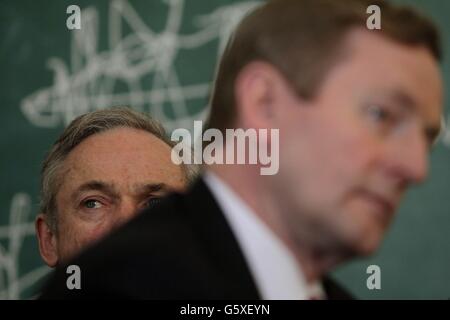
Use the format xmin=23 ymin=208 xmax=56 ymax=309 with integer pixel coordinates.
xmin=0 ymin=0 xmax=449 ymax=299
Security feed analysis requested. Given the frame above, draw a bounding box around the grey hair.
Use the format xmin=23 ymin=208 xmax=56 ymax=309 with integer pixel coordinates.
xmin=40 ymin=107 xmax=198 ymax=232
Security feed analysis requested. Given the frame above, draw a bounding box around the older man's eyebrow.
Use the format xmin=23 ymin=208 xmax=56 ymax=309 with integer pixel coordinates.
xmin=71 ymin=181 xmax=120 ymax=202
xmin=133 ymin=183 xmax=169 ymax=197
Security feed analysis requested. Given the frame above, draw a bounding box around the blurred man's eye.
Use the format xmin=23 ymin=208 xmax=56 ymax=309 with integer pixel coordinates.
xmin=83 ymin=199 xmax=103 ymax=209
xmin=145 ymin=197 xmax=162 ymax=208
xmin=366 ymin=104 xmax=403 ymax=134
xmin=368 ymin=105 xmax=394 ymax=122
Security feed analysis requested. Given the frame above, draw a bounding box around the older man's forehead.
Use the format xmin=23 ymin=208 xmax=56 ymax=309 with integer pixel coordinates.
xmin=69 ymin=179 xmax=171 ymax=200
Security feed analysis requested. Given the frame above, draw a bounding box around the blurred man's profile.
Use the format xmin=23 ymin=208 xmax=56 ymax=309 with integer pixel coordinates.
xmin=40 ymin=0 xmax=443 ymax=299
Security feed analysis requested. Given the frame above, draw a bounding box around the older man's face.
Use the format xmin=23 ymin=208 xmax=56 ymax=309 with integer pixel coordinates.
xmin=273 ymin=29 xmax=443 ymax=256
xmin=38 ymin=127 xmax=186 ymax=266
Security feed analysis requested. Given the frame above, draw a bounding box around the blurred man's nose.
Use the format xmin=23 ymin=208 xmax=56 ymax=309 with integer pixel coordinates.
xmin=387 ymin=129 xmax=428 ymax=186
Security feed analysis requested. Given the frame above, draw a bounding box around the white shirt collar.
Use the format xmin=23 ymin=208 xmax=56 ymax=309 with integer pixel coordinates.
xmin=203 ymin=171 xmax=326 ymax=300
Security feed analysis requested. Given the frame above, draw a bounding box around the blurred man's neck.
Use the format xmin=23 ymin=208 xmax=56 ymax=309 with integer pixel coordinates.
xmin=207 ymin=164 xmax=343 ymax=283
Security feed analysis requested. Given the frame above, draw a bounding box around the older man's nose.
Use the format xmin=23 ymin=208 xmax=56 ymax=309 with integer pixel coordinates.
xmin=114 ymin=200 xmax=141 ymax=227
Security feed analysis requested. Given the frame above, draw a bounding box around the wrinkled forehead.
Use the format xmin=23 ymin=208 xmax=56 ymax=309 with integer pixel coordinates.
xmin=57 ymin=128 xmax=185 ymax=193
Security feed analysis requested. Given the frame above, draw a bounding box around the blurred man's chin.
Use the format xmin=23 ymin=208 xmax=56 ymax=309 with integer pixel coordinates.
xmin=347 ymin=227 xmax=385 ymax=257
xmin=333 ymin=218 xmax=385 ymax=258
xmin=338 ymin=205 xmax=389 ymax=254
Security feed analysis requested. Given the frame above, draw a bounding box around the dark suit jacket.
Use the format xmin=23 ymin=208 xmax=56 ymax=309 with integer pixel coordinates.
xmin=40 ymin=178 xmax=353 ymax=299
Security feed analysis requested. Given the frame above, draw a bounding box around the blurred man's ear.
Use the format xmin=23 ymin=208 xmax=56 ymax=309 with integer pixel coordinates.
xmin=235 ymin=61 xmax=296 ymax=129
xmin=235 ymin=61 xmax=279 ymax=129
xmin=35 ymin=214 xmax=58 ymax=267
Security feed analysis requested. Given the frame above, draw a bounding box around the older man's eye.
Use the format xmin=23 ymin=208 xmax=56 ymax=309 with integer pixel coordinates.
xmin=145 ymin=197 xmax=162 ymax=208
xmin=83 ymin=199 xmax=102 ymax=209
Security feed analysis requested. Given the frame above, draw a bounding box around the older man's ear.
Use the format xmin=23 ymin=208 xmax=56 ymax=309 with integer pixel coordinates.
xmin=35 ymin=213 xmax=59 ymax=267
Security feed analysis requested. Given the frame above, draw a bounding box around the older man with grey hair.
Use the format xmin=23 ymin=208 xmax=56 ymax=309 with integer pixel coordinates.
xmin=35 ymin=107 xmax=197 ymax=267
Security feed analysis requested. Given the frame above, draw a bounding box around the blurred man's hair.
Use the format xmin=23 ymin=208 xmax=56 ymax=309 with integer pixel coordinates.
xmin=207 ymin=0 xmax=441 ymax=132
xmin=40 ymin=107 xmax=198 ymax=232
